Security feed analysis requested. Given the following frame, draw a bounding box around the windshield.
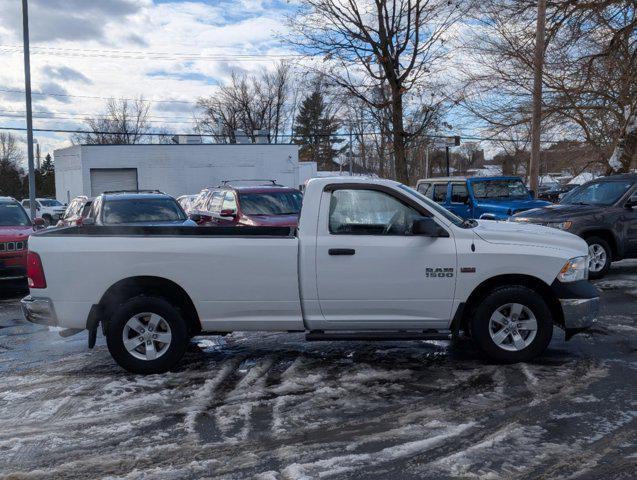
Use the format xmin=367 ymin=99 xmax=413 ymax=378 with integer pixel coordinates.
xmin=39 ymin=199 xmax=63 ymax=207
xmin=560 ymin=180 xmax=633 ymax=206
xmin=398 ymin=184 xmax=469 ymax=228
xmin=471 ymin=179 xmax=530 ymax=200
xmin=103 ymin=198 xmax=186 ymax=224
xmin=239 ymin=191 xmax=303 ymax=215
xmin=0 ymin=202 xmax=31 ymax=227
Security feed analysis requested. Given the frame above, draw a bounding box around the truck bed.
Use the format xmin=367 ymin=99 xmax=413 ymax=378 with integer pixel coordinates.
xmin=28 ymin=225 xmax=303 ymax=332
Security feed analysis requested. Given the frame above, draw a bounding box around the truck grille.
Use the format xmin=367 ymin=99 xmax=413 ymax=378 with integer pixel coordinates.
xmin=0 ymin=241 xmax=25 ymax=252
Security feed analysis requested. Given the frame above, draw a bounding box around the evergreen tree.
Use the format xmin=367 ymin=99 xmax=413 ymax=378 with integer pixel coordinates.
xmin=294 ymin=89 xmax=343 ymax=170
xmin=35 ymin=153 xmax=55 ymax=198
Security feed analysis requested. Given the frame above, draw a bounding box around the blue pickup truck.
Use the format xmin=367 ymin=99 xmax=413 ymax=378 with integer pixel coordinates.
xmin=416 ymin=176 xmax=551 ymax=220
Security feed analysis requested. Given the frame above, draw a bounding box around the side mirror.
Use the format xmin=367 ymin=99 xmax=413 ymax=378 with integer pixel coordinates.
xmin=219 ymin=208 xmax=237 ymax=218
xmin=626 ymin=197 xmax=637 ymax=209
xmin=33 ymin=218 xmax=46 ymax=229
xmin=529 ymin=190 xmax=536 ymax=199
xmin=81 ymin=218 xmax=95 ymax=226
xmin=412 ymin=217 xmax=449 ymax=237
xmin=189 ymin=213 xmax=203 ymax=223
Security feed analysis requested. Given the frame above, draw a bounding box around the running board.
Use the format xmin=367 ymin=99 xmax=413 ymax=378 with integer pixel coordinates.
xmin=305 ymin=331 xmax=451 ymax=342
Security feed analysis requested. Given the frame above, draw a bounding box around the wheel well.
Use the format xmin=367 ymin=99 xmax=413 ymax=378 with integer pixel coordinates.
xmin=459 ymin=274 xmax=563 ymax=332
xmin=580 ymin=229 xmax=618 ymax=259
xmin=98 ymin=276 xmax=201 ymax=335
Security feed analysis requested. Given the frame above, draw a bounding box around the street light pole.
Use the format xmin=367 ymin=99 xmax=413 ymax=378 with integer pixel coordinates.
xmin=22 ymin=0 xmax=37 ymax=220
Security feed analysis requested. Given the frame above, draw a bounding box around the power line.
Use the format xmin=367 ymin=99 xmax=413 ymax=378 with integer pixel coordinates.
xmin=0 ymin=125 xmax=557 ymax=143
xmin=0 ymin=88 xmax=197 ymax=105
xmin=0 ymin=44 xmax=303 ymax=61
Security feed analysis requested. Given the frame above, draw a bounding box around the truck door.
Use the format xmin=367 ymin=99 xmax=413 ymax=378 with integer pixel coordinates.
xmin=314 ymin=186 xmax=457 ymax=329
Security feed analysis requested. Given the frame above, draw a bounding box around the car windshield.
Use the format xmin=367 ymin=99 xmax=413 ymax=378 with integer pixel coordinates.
xmin=471 ymin=179 xmax=530 ymax=200
xmin=560 ymin=180 xmax=633 ymax=206
xmin=103 ymin=198 xmax=186 ymax=224
xmin=39 ymin=199 xmax=63 ymax=207
xmin=239 ymin=191 xmax=303 ymax=215
xmin=398 ymin=184 xmax=470 ymax=228
xmin=0 ymin=202 xmax=31 ymax=226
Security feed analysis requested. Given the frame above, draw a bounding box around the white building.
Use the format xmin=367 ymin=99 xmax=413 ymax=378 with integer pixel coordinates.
xmin=53 ymin=144 xmax=299 ymax=203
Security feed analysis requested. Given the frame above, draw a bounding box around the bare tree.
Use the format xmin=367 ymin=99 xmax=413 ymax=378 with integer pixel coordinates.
xmin=290 ymin=0 xmax=469 ymax=183
xmin=73 ymin=98 xmax=151 ymax=145
xmin=0 ymin=132 xmax=24 ymax=198
xmin=195 ymin=62 xmax=293 ymax=143
xmin=0 ymin=132 xmax=22 ymax=164
xmin=460 ymin=0 xmax=636 ymax=173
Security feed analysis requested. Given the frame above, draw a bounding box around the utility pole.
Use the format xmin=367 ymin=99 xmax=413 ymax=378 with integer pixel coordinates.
xmin=445 ymin=146 xmax=450 ymax=177
xmin=22 ymin=0 xmax=37 ymax=220
xmin=529 ymin=0 xmax=547 ymax=194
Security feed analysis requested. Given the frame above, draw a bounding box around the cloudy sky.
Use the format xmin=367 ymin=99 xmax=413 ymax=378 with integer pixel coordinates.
xmin=0 ymin=0 xmax=300 ymax=162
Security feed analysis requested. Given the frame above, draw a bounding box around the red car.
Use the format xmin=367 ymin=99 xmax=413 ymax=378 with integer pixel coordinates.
xmin=0 ymin=197 xmax=44 ymax=287
xmin=189 ymin=181 xmax=303 ymax=228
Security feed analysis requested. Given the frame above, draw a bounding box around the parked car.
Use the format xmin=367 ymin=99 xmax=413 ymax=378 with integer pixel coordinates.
xmin=189 ymin=180 xmax=303 ymax=227
xmin=510 ymin=174 xmax=637 ymax=278
xmin=21 ymin=198 xmax=67 ymax=226
xmin=0 ymin=197 xmax=44 ymax=287
xmin=23 ymin=177 xmax=598 ymax=373
xmin=56 ymin=196 xmax=94 ymax=227
xmin=537 ymin=183 xmax=578 ymax=203
xmin=85 ymin=191 xmax=196 ymax=226
xmin=416 ymin=176 xmax=551 ymax=220
xmin=176 ymin=194 xmax=198 ymax=212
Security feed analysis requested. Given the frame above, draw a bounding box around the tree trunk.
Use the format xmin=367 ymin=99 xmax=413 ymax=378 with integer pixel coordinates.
xmin=608 ymin=104 xmax=637 ymax=173
xmin=391 ymin=88 xmax=409 ymax=184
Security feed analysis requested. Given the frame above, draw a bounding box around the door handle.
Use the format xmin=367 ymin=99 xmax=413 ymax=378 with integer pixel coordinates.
xmin=329 ymin=248 xmax=356 ymax=256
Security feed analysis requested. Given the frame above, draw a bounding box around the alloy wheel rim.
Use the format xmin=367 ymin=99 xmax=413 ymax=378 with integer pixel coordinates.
xmin=488 ymin=303 xmax=538 ymax=352
xmin=588 ymin=244 xmax=607 ymax=272
xmin=122 ymin=312 xmax=172 ymax=361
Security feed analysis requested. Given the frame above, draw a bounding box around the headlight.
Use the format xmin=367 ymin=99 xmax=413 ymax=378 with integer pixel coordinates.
xmin=557 ymin=256 xmax=588 ymax=282
xmin=547 ymin=221 xmax=572 ymax=230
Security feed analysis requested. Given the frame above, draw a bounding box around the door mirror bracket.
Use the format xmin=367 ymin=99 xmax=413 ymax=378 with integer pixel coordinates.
xmin=412 ymin=217 xmax=449 ymax=237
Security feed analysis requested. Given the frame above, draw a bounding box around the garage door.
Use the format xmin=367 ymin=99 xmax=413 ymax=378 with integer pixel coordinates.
xmin=90 ymin=168 xmax=138 ymax=196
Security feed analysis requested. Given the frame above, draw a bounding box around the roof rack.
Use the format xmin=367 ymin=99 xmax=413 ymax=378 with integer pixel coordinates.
xmin=220 ymin=179 xmax=282 ymax=187
xmin=102 ymin=189 xmax=166 ymax=195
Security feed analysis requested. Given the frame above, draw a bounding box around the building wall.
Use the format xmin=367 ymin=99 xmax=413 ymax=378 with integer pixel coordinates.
xmin=53 ymin=146 xmax=83 ymax=203
xmin=54 ymin=144 xmax=300 ymax=199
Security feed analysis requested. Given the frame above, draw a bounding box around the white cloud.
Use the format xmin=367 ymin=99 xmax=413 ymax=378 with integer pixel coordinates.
xmin=0 ymin=0 xmax=295 ymax=157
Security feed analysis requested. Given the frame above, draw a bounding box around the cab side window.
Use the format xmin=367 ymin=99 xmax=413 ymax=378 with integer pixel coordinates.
xmin=221 ymin=191 xmax=237 ymax=212
xmin=432 ymin=184 xmax=448 ymax=203
xmin=329 ymin=189 xmax=420 ymax=235
xmin=451 ymin=183 xmax=468 ymax=204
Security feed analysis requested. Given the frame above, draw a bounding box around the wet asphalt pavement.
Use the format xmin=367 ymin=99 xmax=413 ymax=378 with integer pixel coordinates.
xmin=0 ymin=263 xmax=636 ymax=479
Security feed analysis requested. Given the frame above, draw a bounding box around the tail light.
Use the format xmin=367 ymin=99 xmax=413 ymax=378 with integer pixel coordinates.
xmin=27 ymin=251 xmax=47 ymax=289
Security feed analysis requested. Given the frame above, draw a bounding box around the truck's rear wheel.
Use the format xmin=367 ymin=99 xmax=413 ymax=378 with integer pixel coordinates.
xmin=106 ymin=296 xmax=188 ymax=374
xmin=470 ymin=286 xmax=553 ymax=362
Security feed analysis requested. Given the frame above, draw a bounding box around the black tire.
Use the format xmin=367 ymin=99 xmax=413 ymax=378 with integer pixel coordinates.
xmin=470 ymin=285 xmax=553 ymax=362
xmin=106 ymin=296 xmax=188 ymax=374
xmin=585 ymin=236 xmax=612 ymax=279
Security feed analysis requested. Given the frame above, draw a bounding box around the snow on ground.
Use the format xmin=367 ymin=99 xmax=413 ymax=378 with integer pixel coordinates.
xmin=0 ymin=262 xmax=635 ymax=479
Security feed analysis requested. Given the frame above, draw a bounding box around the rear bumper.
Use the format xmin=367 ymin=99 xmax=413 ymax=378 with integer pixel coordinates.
xmin=551 ymin=279 xmax=599 ymax=334
xmin=21 ymin=295 xmax=58 ymax=326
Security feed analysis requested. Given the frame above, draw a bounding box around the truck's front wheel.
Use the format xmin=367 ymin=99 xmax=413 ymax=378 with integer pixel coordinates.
xmin=471 ymin=286 xmax=553 ymax=362
xmin=106 ymin=296 xmax=188 ymax=374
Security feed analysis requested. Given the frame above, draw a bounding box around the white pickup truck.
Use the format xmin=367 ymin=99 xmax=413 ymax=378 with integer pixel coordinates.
xmin=22 ymin=177 xmax=599 ymax=373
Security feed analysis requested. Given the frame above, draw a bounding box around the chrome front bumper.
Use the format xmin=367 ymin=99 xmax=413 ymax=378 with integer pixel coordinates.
xmin=21 ymin=295 xmax=58 ymax=326
xmin=560 ymin=297 xmax=599 ymax=329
